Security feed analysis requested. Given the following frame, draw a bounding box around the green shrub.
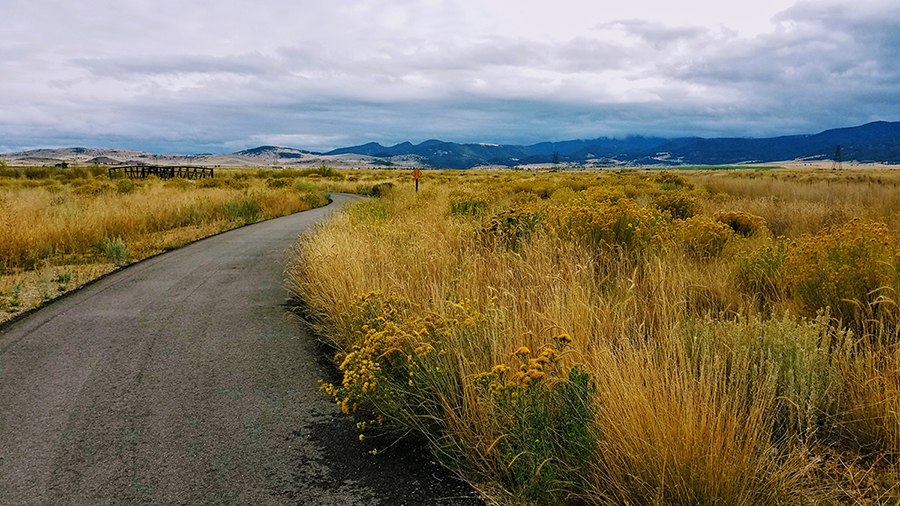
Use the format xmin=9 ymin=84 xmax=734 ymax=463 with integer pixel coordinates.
xmin=293 ymin=179 xmax=318 ymax=193
xmin=449 ymin=197 xmax=489 ymax=216
xmin=299 ymin=165 xmax=342 ymax=179
xmin=359 ymin=182 xmax=394 ymax=197
xmin=685 ymin=315 xmax=847 ymax=442
xmin=300 ymin=191 xmax=328 ymax=208
xmin=223 ymin=199 xmax=262 ymax=223
xmin=86 ymin=165 xmax=107 ymax=177
xmin=8 ymin=281 xmax=24 ymax=308
xmin=347 ymin=199 xmax=389 ymax=221
xmin=0 ymin=162 xmax=22 ymax=178
xmin=100 ymin=236 xmax=129 ymax=266
xmin=24 ymin=167 xmax=51 ymax=180
xmin=478 ymin=352 xmax=596 ymax=502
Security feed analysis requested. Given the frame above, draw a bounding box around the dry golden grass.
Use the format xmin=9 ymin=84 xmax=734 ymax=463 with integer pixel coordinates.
xmin=289 ymin=167 xmax=900 ymax=505
xmin=0 ymin=167 xmax=334 ymax=321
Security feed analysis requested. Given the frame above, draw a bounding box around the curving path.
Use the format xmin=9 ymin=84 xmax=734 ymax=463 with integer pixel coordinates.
xmin=0 ymin=193 xmax=482 ymax=505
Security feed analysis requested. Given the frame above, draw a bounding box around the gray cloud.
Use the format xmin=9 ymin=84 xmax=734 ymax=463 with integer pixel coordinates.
xmin=1 ymin=0 xmax=899 ymax=153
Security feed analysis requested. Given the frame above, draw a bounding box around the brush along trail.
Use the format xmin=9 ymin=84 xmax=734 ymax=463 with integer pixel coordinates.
xmin=0 ymin=193 xmax=481 ymax=505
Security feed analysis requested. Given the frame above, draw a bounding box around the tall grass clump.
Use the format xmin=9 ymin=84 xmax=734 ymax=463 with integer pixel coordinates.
xmin=100 ymin=236 xmax=129 ymax=266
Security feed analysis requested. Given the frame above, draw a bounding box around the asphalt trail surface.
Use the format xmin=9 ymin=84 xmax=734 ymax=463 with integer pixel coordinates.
xmin=0 ymin=194 xmax=483 ymax=505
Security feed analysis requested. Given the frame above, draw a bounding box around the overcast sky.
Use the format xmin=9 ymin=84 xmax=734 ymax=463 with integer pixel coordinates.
xmin=2 ymin=0 xmax=899 ymax=153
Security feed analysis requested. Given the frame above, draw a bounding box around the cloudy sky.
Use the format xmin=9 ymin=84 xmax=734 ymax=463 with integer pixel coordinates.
xmin=2 ymin=0 xmax=898 ymax=153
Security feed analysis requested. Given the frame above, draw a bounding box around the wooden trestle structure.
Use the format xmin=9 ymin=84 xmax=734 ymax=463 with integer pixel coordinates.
xmin=108 ymin=165 xmax=214 ymax=180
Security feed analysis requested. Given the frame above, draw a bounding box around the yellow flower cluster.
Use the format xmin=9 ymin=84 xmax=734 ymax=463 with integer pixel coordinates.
xmin=324 ymin=291 xmax=468 ymax=425
xmin=677 ymin=214 xmax=734 ymax=258
xmin=553 ymin=198 xmax=670 ymax=251
xmin=321 ymin=292 xmax=415 ymax=414
xmin=510 ymin=346 xmax=561 ymax=385
xmin=784 ymin=218 xmax=899 ymax=317
xmin=450 ymin=297 xmax=487 ymax=327
xmin=651 ymin=190 xmax=702 ymax=220
xmin=571 ymin=185 xmax=627 ymax=204
xmin=476 ymin=337 xmax=570 ymax=400
xmin=481 ymin=203 xmax=544 ymax=249
xmin=350 ymin=291 xmax=402 ymax=333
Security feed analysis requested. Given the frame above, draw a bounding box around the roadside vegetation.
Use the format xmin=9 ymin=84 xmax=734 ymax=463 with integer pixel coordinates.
xmin=0 ymin=163 xmax=352 ymax=321
xmin=289 ymin=167 xmax=900 ymax=505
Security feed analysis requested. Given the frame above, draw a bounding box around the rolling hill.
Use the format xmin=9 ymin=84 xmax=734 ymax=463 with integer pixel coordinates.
xmin=321 ymin=122 xmax=900 ymax=168
xmin=3 ymin=122 xmax=898 ymax=169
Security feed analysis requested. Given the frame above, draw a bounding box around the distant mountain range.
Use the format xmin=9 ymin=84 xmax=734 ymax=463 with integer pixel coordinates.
xmin=321 ymin=121 xmax=900 ymax=168
xmin=3 ymin=121 xmax=899 ymax=169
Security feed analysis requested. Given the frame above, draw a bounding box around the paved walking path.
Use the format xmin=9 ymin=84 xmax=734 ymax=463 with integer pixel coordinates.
xmin=0 ymin=194 xmax=482 ymax=505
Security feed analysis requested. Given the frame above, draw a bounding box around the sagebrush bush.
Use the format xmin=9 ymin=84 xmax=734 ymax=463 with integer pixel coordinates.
xmin=100 ymin=236 xmax=129 ymax=266
xmin=298 ymin=165 xmax=343 ymax=179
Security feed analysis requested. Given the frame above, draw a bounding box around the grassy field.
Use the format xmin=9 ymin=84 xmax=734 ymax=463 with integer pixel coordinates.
xmin=0 ymin=164 xmax=376 ymax=321
xmin=289 ymin=167 xmax=900 ymax=505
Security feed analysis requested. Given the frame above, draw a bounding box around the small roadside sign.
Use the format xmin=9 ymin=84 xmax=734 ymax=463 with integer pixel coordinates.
xmin=412 ymin=168 xmax=422 ymax=192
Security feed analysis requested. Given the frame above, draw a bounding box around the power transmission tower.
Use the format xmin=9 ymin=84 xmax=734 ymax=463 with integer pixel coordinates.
xmin=552 ymin=151 xmax=559 ymax=170
xmin=831 ymin=145 xmax=842 ymax=170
